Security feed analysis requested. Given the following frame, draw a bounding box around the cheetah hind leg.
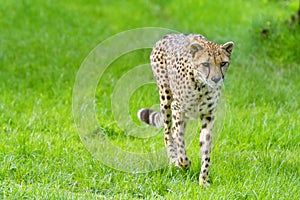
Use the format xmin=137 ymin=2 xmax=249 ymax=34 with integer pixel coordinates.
xmin=138 ymin=92 xmax=179 ymax=167
xmin=137 ymin=107 xmax=178 ymax=166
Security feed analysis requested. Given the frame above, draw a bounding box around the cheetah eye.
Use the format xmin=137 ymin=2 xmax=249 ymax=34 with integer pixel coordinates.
xmin=202 ymin=62 xmax=210 ymax=68
xmin=220 ymin=62 xmax=228 ymax=67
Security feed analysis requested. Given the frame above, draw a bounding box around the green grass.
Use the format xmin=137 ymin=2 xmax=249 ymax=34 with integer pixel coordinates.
xmin=1 ymin=0 xmax=300 ymax=199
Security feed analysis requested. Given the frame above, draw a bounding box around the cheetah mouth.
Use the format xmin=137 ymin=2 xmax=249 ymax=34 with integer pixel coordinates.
xmin=195 ymin=72 xmax=215 ymax=88
xmin=200 ymin=76 xmax=223 ymax=89
xmin=208 ymin=80 xmax=224 ymax=89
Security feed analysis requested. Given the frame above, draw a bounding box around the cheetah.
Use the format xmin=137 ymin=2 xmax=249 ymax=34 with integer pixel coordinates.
xmin=137 ymin=34 xmax=234 ymax=186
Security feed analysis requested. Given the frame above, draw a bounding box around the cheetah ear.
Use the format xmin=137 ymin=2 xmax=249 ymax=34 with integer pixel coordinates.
xmin=221 ymin=42 xmax=234 ymax=54
xmin=190 ymin=43 xmax=204 ymax=57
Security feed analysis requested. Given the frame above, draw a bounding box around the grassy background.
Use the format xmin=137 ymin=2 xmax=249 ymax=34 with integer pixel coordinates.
xmin=1 ymin=0 xmax=300 ymax=199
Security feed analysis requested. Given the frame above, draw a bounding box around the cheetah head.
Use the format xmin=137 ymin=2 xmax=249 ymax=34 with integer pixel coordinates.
xmin=189 ymin=40 xmax=234 ymax=88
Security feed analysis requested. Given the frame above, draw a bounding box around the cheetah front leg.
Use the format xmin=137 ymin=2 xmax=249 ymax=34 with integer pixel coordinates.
xmin=199 ymin=115 xmax=214 ymax=187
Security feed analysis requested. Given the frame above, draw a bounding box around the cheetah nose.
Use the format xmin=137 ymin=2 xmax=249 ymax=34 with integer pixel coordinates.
xmin=211 ymin=77 xmax=221 ymax=83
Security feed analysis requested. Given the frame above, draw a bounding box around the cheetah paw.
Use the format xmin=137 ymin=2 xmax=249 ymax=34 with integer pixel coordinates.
xmin=199 ymin=178 xmax=210 ymax=188
xmin=177 ymin=157 xmax=191 ymax=169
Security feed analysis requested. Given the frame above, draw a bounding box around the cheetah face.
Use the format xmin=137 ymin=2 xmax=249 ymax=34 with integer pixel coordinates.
xmin=189 ymin=41 xmax=234 ymax=88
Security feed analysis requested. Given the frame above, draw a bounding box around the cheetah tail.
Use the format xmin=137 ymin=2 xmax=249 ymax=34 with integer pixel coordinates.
xmin=137 ymin=108 xmax=163 ymax=129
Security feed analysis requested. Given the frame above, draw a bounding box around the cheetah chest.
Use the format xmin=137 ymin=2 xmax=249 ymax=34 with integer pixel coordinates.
xmin=180 ymin=89 xmax=219 ymax=119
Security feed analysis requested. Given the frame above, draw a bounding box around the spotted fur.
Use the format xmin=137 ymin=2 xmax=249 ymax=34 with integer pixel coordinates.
xmin=138 ymin=34 xmax=234 ymax=186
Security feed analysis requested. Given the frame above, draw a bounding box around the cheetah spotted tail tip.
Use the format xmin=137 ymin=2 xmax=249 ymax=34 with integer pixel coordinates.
xmin=137 ymin=108 xmax=163 ymax=129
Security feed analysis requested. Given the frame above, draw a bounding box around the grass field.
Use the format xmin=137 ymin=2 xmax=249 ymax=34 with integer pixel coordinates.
xmin=1 ymin=0 xmax=300 ymax=199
